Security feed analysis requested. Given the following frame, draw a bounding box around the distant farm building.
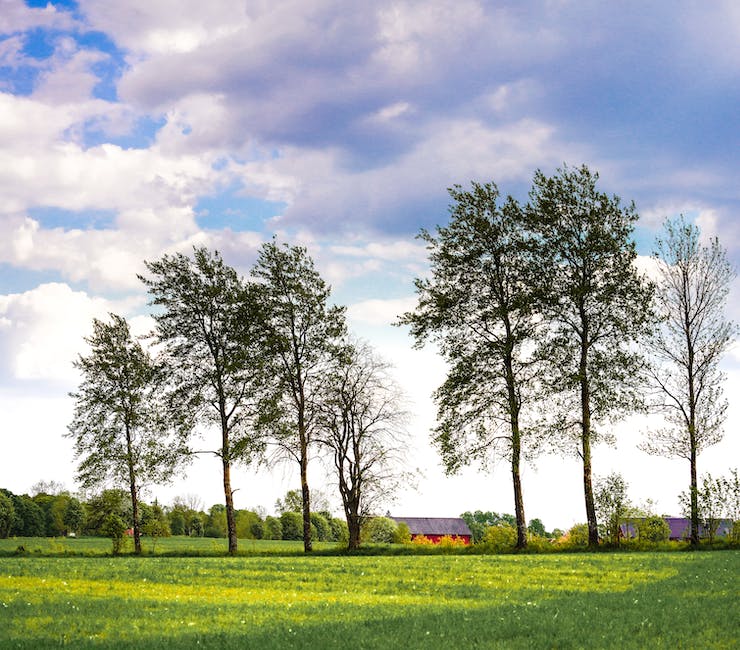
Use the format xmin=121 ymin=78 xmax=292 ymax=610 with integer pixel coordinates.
xmin=392 ymin=517 xmax=472 ymax=545
xmin=620 ymin=517 xmax=733 ymax=541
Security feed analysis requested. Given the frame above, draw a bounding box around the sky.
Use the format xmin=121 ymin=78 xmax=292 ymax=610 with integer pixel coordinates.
xmin=1 ymin=0 xmax=738 ymax=532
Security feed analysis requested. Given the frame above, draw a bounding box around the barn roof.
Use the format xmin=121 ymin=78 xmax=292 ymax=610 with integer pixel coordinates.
xmin=392 ymin=517 xmax=472 ymax=537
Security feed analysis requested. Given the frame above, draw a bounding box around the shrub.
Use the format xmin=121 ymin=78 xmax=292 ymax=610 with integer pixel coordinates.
xmin=310 ymin=513 xmax=331 ymax=541
xmin=731 ymin=521 xmax=740 ymax=545
xmin=438 ymin=535 xmax=466 ymax=551
xmin=480 ymin=524 xmax=516 ymax=552
xmin=638 ymin=516 xmax=671 ymax=543
xmin=101 ymin=513 xmax=127 ymax=555
xmin=329 ymin=518 xmax=349 ymax=543
xmin=525 ymin=535 xmax=554 ymax=553
xmin=393 ymin=522 xmax=412 ymax=544
xmin=561 ymin=523 xmax=589 ymax=548
xmin=280 ymin=511 xmax=303 ymax=540
xmin=411 ymin=534 xmax=434 ymax=546
xmin=263 ymin=516 xmax=282 ymax=540
xmin=362 ymin=517 xmax=398 ymax=543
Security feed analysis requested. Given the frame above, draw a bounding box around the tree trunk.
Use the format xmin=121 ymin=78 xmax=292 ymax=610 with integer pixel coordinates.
xmin=510 ymin=408 xmax=527 ymax=548
xmin=125 ymin=422 xmax=142 ymax=555
xmin=300 ymin=433 xmax=312 ymax=553
xmin=689 ymin=443 xmax=699 ymax=547
xmin=579 ymin=321 xmax=599 ymax=547
xmin=223 ymin=456 xmax=237 ymax=555
xmin=347 ymin=510 xmax=361 ymax=550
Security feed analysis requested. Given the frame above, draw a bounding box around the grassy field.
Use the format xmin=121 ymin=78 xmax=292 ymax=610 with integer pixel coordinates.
xmin=0 ymin=541 xmax=737 ymax=648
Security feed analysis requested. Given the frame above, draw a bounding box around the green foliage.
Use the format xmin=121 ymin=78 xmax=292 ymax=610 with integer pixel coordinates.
xmin=100 ymin=513 xmax=127 ymax=554
xmin=253 ymin=240 xmax=347 ymax=553
xmin=310 ymin=512 xmax=331 ymax=542
xmin=84 ymin=489 xmax=132 ymax=536
xmin=142 ymin=247 xmax=269 ymax=554
xmin=638 ymin=516 xmax=671 ymax=543
xmin=594 ymin=472 xmax=631 ymax=546
xmin=362 ymin=517 xmax=398 ymax=543
xmin=480 ymin=524 xmax=517 ymax=552
xmin=399 ymin=182 xmax=541 ymax=550
xmin=10 ymin=493 xmax=46 ymax=537
xmin=204 ymin=504 xmax=228 ymax=538
xmin=394 ymin=522 xmax=412 ymax=544
xmin=280 ymin=511 xmax=303 ymax=541
xmin=527 ymin=518 xmax=546 ymax=538
xmin=275 ymin=490 xmax=303 ymax=514
xmin=461 ymin=511 xmax=516 ymax=543
xmin=263 ymin=516 xmax=283 ymax=541
xmin=563 ymin=523 xmax=589 ymax=548
xmin=67 ymin=313 xmax=185 ymax=553
xmin=235 ymin=510 xmax=262 ymax=540
xmin=0 ymin=492 xmax=14 ymax=538
xmin=169 ymin=510 xmax=186 ymax=536
xmin=530 ymin=165 xmax=655 ymax=547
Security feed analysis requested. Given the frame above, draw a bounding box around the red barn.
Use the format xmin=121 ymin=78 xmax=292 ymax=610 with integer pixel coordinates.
xmin=392 ymin=517 xmax=472 ymax=545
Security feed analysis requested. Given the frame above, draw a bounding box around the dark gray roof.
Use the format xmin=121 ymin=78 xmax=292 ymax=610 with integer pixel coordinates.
xmin=392 ymin=517 xmax=472 ymax=537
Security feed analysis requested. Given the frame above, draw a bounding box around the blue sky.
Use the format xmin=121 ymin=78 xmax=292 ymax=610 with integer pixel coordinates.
xmin=1 ymin=0 xmax=738 ymax=528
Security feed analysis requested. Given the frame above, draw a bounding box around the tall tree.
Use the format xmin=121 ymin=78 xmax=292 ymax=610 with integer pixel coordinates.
xmin=317 ymin=340 xmax=409 ymax=550
xmin=529 ymin=165 xmax=654 ymax=547
xmin=67 ymin=314 xmax=182 ymax=554
xmin=641 ymin=216 xmax=736 ymax=545
xmin=140 ymin=247 xmax=266 ymax=554
xmin=252 ymin=239 xmax=346 ymax=552
xmin=399 ymin=182 xmax=541 ymax=548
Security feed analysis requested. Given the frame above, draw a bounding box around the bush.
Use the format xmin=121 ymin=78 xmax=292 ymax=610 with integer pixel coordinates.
xmin=638 ymin=516 xmax=671 ymax=543
xmin=561 ymin=523 xmax=589 ymax=548
xmin=310 ymin=513 xmax=331 ymax=541
xmin=280 ymin=511 xmax=303 ymax=540
xmin=480 ymin=524 xmax=516 ymax=552
xmin=438 ymin=535 xmax=467 ymax=551
xmin=329 ymin=518 xmax=348 ymax=544
xmin=263 ymin=516 xmax=282 ymax=540
xmin=393 ymin=522 xmax=412 ymax=544
xmin=362 ymin=517 xmax=398 ymax=543
xmin=411 ymin=534 xmax=434 ymax=546
xmin=101 ymin=513 xmax=127 ymax=555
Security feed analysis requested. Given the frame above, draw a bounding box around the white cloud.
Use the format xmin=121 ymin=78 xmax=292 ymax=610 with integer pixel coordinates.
xmin=0 ymin=1 xmax=74 ymax=33
xmin=347 ymin=297 xmax=417 ymax=327
xmin=0 ymin=283 xmax=121 ymax=384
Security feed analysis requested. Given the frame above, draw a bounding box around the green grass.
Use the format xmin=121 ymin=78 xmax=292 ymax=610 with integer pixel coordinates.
xmin=0 ymin=548 xmax=737 ymax=648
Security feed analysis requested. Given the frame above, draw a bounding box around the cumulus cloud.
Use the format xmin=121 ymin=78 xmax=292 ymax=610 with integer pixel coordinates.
xmin=0 ymin=283 xmax=138 ymax=385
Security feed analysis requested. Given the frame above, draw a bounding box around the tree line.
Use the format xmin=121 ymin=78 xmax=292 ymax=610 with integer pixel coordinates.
xmin=399 ymin=164 xmax=736 ymax=548
xmin=63 ymin=164 xmax=736 ymax=553
xmin=67 ymin=240 xmax=407 ymax=554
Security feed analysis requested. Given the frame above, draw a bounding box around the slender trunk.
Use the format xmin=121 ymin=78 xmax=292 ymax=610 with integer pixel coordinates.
xmin=300 ymin=424 xmax=312 ymax=552
xmin=503 ymin=322 xmax=527 ymax=549
xmin=512 ymin=450 xmax=526 ymax=549
xmin=507 ymin=373 xmax=526 ymax=549
xmin=125 ymin=421 xmax=142 ymax=555
xmin=579 ymin=318 xmax=598 ymax=547
xmin=223 ymin=456 xmax=237 ymax=555
xmin=689 ymin=442 xmax=699 ymax=547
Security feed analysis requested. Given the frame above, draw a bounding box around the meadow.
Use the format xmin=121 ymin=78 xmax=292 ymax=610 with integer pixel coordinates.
xmin=0 ymin=539 xmax=737 ymax=648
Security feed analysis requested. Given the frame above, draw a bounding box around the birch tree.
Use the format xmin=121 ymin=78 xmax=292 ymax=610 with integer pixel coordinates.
xmin=252 ymin=239 xmax=346 ymax=552
xmin=641 ymin=216 xmax=736 ymax=545
xmin=140 ymin=247 xmax=266 ymax=554
xmin=317 ymin=340 xmax=409 ymax=550
xmin=529 ymin=165 xmax=654 ymax=547
xmin=67 ymin=314 xmax=183 ymax=554
xmin=400 ymin=182 xmax=541 ymax=549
